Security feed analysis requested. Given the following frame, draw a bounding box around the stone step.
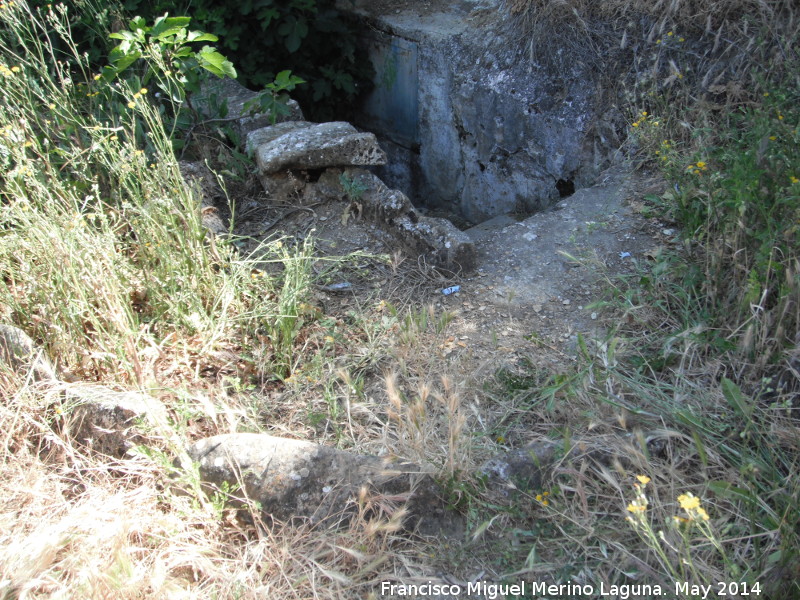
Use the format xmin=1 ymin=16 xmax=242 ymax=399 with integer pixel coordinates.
xmin=246 ymin=121 xmax=387 ymax=175
xmin=463 ymin=213 xmax=518 ymax=242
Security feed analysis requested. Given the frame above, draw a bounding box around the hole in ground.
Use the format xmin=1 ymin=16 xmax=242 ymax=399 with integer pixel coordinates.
xmin=556 ymin=178 xmax=575 ymax=198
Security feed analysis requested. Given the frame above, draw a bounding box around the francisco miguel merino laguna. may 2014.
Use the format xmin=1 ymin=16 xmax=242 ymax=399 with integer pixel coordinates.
xmin=379 ymin=580 xmax=669 ymax=599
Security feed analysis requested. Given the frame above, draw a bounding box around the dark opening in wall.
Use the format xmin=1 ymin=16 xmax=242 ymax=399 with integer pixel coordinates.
xmin=556 ymin=178 xmax=575 ymax=198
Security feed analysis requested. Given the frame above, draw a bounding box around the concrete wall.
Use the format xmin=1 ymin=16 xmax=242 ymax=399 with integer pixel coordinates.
xmin=342 ymin=1 xmax=624 ymax=224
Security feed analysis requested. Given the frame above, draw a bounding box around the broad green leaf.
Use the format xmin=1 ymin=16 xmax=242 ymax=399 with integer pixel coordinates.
xmin=108 ymin=48 xmax=141 ymax=74
xmin=707 ymin=481 xmax=754 ymax=502
xmin=129 ymin=16 xmax=147 ymax=32
xmin=721 ymin=377 xmax=752 ymax=419
xmin=258 ymin=7 xmax=280 ymax=29
xmin=186 ymin=31 xmax=218 ymax=43
xmin=278 ymin=16 xmax=308 ymax=53
xmin=198 ymin=47 xmax=236 ymax=79
xmin=109 ymin=31 xmax=137 ymax=42
xmin=151 ymin=15 xmax=191 ymax=37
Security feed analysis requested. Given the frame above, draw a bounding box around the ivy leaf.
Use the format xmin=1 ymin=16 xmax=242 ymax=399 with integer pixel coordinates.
xmin=273 ymin=69 xmax=304 ymax=91
xmin=278 ymin=16 xmax=308 ymax=53
xmin=258 ymin=7 xmax=280 ymax=29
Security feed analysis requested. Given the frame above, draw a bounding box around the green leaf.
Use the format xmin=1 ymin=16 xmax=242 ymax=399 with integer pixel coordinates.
xmin=173 ymin=46 xmax=193 ymax=58
xmin=108 ymin=48 xmax=142 ymax=74
xmin=707 ymin=481 xmax=756 ymax=503
xmin=109 ymin=30 xmax=137 ymax=42
xmin=128 ymin=15 xmax=148 ymax=32
xmin=273 ymin=69 xmax=304 ymax=90
xmin=721 ymin=377 xmax=752 ymax=419
xmin=278 ymin=16 xmax=308 ymax=53
xmin=150 ymin=15 xmax=191 ymax=40
xmin=186 ymin=31 xmax=218 ymax=43
xmin=258 ymin=7 xmax=280 ymax=29
xmin=197 ymin=47 xmax=237 ymax=79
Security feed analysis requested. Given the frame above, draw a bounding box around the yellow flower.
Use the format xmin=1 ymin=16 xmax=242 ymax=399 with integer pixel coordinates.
xmin=678 ymin=493 xmax=700 ymax=511
xmin=94 ymin=74 xmax=101 ymax=81
xmin=139 ymin=87 xmax=148 ymax=95
xmin=627 ymin=502 xmax=646 ymax=513
xmin=667 ymin=31 xmax=673 ymax=37
xmin=695 ymin=507 xmax=710 ymax=521
xmin=127 ymin=101 xmax=136 ymax=109
xmin=632 ymin=122 xmax=639 ymax=127
xmin=656 ymin=39 xmax=661 ymax=44
xmin=790 ymin=176 xmax=799 ymax=184
xmin=770 ymin=136 xmax=777 ymax=141
xmin=11 ymin=65 xmax=20 ymax=73
xmin=696 ymin=161 xmax=707 ymax=170
xmin=641 ymin=111 xmax=648 ymax=117
xmin=679 ymin=37 xmax=685 ymax=42
xmin=636 ymin=475 xmax=651 ymax=485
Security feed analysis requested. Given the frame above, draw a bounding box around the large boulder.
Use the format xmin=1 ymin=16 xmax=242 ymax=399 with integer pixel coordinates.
xmin=187 ymin=433 xmax=463 ymax=536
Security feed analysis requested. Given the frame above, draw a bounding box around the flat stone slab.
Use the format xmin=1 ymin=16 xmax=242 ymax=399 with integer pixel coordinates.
xmin=250 ymin=121 xmax=387 ymax=175
xmin=187 ymin=433 xmax=463 ymax=535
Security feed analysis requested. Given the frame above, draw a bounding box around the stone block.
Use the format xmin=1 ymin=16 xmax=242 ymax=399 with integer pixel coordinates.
xmin=250 ymin=122 xmax=386 ymax=175
xmin=187 ymin=433 xmax=463 ymax=536
xmin=64 ymin=385 xmax=169 ymax=457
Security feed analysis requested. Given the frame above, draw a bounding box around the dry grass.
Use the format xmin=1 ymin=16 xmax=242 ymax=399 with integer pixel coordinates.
xmin=0 ymin=350 xmax=461 ymax=599
xmin=504 ymin=0 xmax=798 ymax=138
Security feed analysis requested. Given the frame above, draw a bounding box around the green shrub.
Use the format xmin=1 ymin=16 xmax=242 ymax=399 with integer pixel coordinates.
xmin=124 ymin=0 xmax=373 ymax=121
xmin=630 ymin=80 xmax=800 ymax=362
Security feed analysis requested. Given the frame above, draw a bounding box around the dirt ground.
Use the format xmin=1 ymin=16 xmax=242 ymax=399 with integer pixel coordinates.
xmin=229 ymin=161 xmax=672 ymax=394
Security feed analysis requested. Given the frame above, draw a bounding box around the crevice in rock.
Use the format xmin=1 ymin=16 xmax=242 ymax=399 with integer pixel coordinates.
xmin=556 ymin=178 xmax=576 ymax=198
